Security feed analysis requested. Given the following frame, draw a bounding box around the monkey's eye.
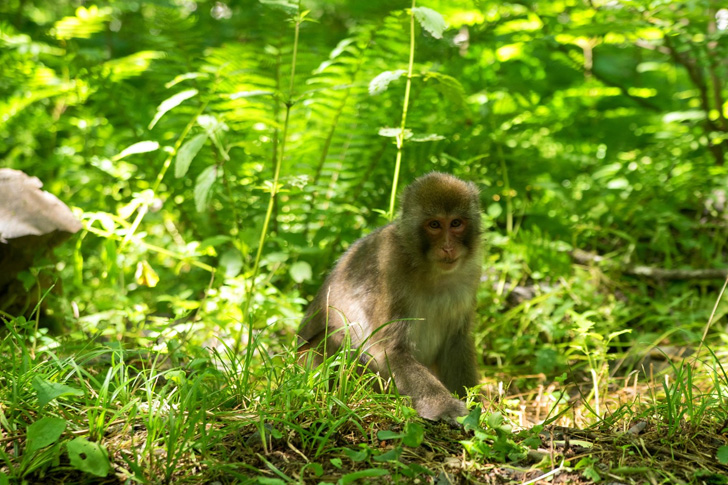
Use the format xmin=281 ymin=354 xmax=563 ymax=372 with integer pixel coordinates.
xmin=451 ymin=219 xmax=462 ymax=228
xmin=428 ymin=220 xmax=441 ymax=229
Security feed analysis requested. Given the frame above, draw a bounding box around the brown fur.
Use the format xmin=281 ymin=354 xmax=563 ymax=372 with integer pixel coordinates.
xmin=298 ymin=172 xmax=481 ymax=424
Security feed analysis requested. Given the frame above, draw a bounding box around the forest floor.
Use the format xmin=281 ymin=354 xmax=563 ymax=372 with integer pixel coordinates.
xmin=213 ymin=375 xmax=728 ymax=484
xmin=12 ymin=350 xmax=727 ymax=485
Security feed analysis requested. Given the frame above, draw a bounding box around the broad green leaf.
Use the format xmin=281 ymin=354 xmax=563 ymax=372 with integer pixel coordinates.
xmin=568 ymin=440 xmax=594 ymax=448
xmin=259 ymin=0 xmax=298 ymax=13
xmin=402 ymin=422 xmax=424 ymax=447
xmin=486 ymin=412 xmax=504 ymax=428
xmin=461 ymin=406 xmax=481 ymax=431
xmin=373 ymin=446 xmax=403 ymax=462
xmin=114 ymin=141 xmax=159 ymax=161
xmin=194 ymin=165 xmax=218 ymax=212
xmin=256 ymin=479 xmax=285 ymax=485
xmin=343 ymin=446 xmax=369 ymax=462
xmin=378 ymin=127 xmax=412 ymax=139
xmin=486 ymin=412 xmax=513 ymax=435
xmin=717 ymin=445 xmax=728 ymax=465
xmin=369 ymin=70 xmax=406 ymax=95
xmin=32 ymin=376 xmax=84 ymax=407
xmin=409 ymin=133 xmax=445 ymax=142
xmin=26 ymin=417 xmax=67 ymax=454
xmin=412 ymin=6 xmax=447 ymax=39
xmin=376 ymin=430 xmax=403 ymax=441
xmin=262 ymin=252 xmax=288 ymax=265
xmin=0 ymin=473 xmax=8 ymax=485
xmin=220 ymin=249 xmax=243 ymax=278
xmin=175 ymin=134 xmax=208 ymax=178
xmin=67 ymin=438 xmax=110 ymax=477
xmin=583 ymin=465 xmax=601 ymax=481
xmin=305 ymin=463 xmax=323 ymax=477
xmin=522 ymin=434 xmax=542 ymax=449
xmin=340 ymin=468 xmax=388 ymax=484
xmin=289 ymin=261 xmax=312 ymax=283
xmin=487 ymin=203 xmax=503 ymax=218
xmin=149 ymin=89 xmax=198 ymax=129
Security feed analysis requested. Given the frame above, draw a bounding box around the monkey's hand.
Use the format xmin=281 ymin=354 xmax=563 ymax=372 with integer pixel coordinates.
xmin=414 ymin=395 xmax=467 ymax=427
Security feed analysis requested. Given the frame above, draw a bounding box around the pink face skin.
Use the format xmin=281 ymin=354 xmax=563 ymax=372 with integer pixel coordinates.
xmin=423 ymin=215 xmax=468 ymax=272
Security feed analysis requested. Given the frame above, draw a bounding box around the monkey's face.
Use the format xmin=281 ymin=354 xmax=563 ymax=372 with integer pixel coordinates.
xmin=422 ymin=215 xmax=471 ymax=272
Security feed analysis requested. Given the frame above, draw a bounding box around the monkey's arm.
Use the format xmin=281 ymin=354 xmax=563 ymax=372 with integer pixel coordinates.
xmin=373 ymin=345 xmax=467 ymax=425
xmin=436 ymin=327 xmax=479 ymax=398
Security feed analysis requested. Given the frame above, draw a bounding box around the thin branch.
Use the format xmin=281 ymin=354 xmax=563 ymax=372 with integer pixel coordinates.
xmin=570 ymin=249 xmax=728 ymax=280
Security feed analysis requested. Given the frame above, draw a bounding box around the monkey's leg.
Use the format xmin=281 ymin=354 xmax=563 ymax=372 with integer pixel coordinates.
xmin=436 ymin=331 xmax=479 ymax=398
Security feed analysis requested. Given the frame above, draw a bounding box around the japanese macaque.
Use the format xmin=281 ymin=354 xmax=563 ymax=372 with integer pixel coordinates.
xmin=298 ymin=172 xmax=482 ymax=424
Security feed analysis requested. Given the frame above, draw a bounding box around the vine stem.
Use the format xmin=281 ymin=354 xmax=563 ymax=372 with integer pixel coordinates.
xmin=388 ymin=0 xmax=417 ymax=221
xmin=235 ymin=3 xmax=302 ymax=356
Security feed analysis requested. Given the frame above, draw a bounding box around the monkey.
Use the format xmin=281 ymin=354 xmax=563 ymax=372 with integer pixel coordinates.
xmin=298 ymin=172 xmax=482 ymax=425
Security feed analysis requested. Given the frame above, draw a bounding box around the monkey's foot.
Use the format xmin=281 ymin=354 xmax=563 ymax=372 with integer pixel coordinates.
xmin=415 ymin=396 xmax=467 ymax=427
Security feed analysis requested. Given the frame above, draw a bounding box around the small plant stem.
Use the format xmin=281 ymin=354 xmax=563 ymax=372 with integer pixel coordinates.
xmin=694 ymin=273 xmax=728 ymax=361
xmin=121 ymin=98 xmax=210 ymax=251
xmin=235 ymin=3 xmax=302 ymax=355
xmin=492 ymin=118 xmax=513 ymax=234
xmin=590 ymin=368 xmax=600 ymax=418
xmin=221 ymin=161 xmax=242 ymax=248
xmin=388 ymin=0 xmax=417 ymax=221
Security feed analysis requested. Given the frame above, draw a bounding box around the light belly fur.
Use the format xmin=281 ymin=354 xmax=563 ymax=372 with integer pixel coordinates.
xmin=406 ymin=289 xmax=472 ymax=365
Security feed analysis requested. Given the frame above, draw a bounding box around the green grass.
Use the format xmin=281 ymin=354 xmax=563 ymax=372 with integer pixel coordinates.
xmin=2 ymin=295 xmax=728 ymax=484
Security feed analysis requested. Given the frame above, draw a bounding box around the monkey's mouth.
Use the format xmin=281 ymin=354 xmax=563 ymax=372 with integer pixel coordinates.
xmin=438 ymin=258 xmax=459 ymax=269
